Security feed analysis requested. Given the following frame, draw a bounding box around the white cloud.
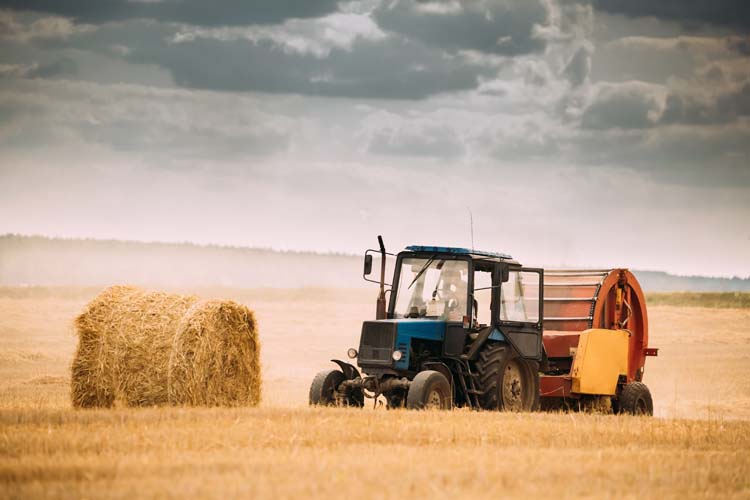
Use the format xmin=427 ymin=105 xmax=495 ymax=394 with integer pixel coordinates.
xmin=172 ymin=12 xmax=386 ymax=58
xmin=0 ymin=62 xmax=36 ymax=78
xmin=0 ymin=11 xmax=95 ymax=43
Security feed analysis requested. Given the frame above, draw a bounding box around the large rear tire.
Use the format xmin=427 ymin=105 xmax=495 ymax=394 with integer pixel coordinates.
xmin=476 ymin=343 xmax=539 ymax=411
xmin=406 ymin=370 xmax=452 ymax=410
xmin=616 ymin=382 xmax=653 ymax=416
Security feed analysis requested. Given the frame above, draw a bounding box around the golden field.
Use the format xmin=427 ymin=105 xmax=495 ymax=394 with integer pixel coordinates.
xmin=1 ymin=286 xmax=749 ymax=499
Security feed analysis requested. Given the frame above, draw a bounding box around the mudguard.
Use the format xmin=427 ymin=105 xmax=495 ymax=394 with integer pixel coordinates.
xmin=331 ymin=359 xmax=361 ymax=380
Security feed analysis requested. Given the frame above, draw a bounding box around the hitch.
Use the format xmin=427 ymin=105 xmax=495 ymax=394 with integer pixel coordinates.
xmin=340 ymin=376 xmax=411 ymax=408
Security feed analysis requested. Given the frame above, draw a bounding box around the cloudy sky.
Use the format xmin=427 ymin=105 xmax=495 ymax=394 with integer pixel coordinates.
xmin=0 ymin=0 xmax=748 ymax=277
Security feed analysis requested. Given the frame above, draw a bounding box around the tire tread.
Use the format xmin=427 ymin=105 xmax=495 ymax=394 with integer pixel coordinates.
xmin=617 ymin=381 xmax=653 ymax=415
xmin=406 ymin=370 xmax=452 ymax=410
xmin=475 ymin=342 xmax=540 ymax=411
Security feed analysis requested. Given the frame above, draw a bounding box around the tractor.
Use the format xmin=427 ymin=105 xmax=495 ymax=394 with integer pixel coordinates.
xmin=309 ymin=236 xmax=657 ymax=413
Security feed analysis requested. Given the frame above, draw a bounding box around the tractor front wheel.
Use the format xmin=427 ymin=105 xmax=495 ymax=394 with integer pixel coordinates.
xmin=406 ymin=370 xmax=452 ymax=410
xmin=309 ymin=369 xmax=364 ymax=407
xmin=309 ymin=369 xmax=344 ymax=406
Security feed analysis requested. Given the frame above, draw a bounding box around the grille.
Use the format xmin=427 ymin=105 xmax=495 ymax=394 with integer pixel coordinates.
xmin=358 ymin=321 xmax=396 ymax=365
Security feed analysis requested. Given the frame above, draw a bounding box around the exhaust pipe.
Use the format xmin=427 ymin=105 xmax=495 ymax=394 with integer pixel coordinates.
xmin=376 ymin=235 xmax=387 ymax=320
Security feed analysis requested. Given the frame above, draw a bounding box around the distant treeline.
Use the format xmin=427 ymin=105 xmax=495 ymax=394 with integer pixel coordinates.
xmin=0 ymin=234 xmax=364 ymax=288
xmin=1 ymin=234 xmax=749 ymax=292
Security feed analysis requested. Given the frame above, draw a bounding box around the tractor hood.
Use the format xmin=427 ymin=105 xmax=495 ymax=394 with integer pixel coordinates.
xmin=357 ymin=319 xmax=446 ymax=371
xmin=357 ymin=319 xmax=507 ymax=372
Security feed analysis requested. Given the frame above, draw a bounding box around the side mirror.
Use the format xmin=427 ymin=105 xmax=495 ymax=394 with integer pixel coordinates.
xmin=492 ymin=265 xmax=510 ymax=284
xmin=363 ymin=254 xmax=373 ymax=276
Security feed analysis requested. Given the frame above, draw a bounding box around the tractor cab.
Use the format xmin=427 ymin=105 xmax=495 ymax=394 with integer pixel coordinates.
xmin=385 ymin=246 xmax=542 ymax=327
xmin=359 ymin=245 xmax=544 ymax=376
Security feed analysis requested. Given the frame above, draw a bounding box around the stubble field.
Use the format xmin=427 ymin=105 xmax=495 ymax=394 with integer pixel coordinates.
xmin=1 ymin=286 xmax=749 ymax=499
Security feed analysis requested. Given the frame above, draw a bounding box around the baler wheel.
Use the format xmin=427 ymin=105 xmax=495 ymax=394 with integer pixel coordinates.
xmin=406 ymin=370 xmax=452 ymax=410
xmin=476 ymin=343 xmax=539 ymax=412
xmin=616 ymin=382 xmax=653 ymax=416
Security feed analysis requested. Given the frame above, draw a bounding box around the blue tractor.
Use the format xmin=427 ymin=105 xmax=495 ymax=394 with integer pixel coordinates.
xmin=309 ymin=236 xmax=544 ymax=410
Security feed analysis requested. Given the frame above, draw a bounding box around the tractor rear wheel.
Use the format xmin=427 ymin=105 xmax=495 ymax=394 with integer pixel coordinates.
xmin=406 ymin=370 xmax=452 ymax=410
xmin=476 ymin=343 xmax=539 ymax=411
xmin=616 ymin=382 xmax=653 ymax=415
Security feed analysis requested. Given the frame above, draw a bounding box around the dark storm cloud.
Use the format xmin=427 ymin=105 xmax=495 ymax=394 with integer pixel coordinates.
xmin=372 ymin=0 xmax=548 ymax=55
xmin=570 ymin=126 xmax=750 ymax=187
xmin=717 ymin=82 xmax=750 ymax=116
xmin=586 ymin=0 xmax=750 ymax=32
xmin=58 ymin=20 xmax=494 ymax=99
xmin=581 ymin=82 xmax=663 ymax=130
xmin=0 ymin=0 xmax=341 ymax=26
xmin=660 ymin=83 xmax=750 ymax=125
xmin=562 ymin=46 xmax=591 ymax=86
xmin=160 ymin=38 xmax=490 ymax=99
xmin=26 ymin=57 xmax=77 ymax=78
xmin=727 ymin=36 xmax=750 ymax=55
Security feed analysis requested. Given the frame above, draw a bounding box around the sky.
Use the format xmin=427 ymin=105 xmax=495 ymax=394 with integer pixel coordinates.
xmin=0 ymin=0 xmax=748 ymax=277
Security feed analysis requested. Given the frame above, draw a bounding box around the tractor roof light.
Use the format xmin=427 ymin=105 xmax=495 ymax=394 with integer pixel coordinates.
xmin=347 ymin=348 xmax=358 ymax=359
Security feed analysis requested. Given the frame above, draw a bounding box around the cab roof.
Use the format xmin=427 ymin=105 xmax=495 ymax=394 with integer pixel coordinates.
xmin=404 ymin=245 xmax=513 ymax=262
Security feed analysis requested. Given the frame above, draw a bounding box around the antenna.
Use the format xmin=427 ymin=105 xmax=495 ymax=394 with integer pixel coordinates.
xmin=466 ymin=206 xmax=474 ymax=252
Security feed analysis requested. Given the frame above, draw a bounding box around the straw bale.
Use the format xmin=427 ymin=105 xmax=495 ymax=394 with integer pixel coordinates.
xmin=71 ymin=286 xmax=260 ymax=408
xmin=168 ymin=300 xmax=261 ymax=407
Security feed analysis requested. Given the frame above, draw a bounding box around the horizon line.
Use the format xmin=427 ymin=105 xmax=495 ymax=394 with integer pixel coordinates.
xmin=2 ymin=233 xmax=748 ymax=281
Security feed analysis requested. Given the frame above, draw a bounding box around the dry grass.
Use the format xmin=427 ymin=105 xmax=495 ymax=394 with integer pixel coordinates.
xmin=1 ymin=287 xmax=749 ymax=499
xmin=2 ymin=407 xmax=749 ymax=499
xmin=648 ymin=292 xmax=750 ymax=309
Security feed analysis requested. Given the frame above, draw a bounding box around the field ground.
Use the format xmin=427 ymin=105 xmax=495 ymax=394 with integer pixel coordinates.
xmin=1 ymin=286 xmax=749 ymax=498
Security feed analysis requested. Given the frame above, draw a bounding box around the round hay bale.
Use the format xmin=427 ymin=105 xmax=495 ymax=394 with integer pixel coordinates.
xmin=168 ymin=300 xmax=261 ymax=407
xmin=71 ymin=286 xmax=199 ymax=408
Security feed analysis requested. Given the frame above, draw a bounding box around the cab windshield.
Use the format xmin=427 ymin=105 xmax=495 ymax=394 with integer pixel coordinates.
xmin=393 ymin=257 xmax=469 ymax=321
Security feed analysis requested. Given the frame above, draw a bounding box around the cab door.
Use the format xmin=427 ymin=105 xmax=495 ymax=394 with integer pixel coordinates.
xmin=497 ymin=267 xmax=544 ymax=361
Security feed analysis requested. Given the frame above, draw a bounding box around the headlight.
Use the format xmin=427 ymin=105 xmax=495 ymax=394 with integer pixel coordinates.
xmin=391 ymin=350 xmax=403 ymax=361
xmin=347 ymin=348 xmax=358 ymax=359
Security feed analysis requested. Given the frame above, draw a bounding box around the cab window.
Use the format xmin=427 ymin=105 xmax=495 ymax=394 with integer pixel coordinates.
xmin=500 ymin=271 xmax=540 ymax=323
xmin=393 ymin=258 xmax=469 ymax=320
